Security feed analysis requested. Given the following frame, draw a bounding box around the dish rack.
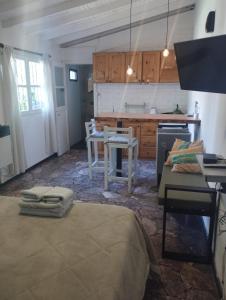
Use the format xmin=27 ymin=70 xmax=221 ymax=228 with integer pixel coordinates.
xmin=125 ymin=102 xmax=147 ymax=113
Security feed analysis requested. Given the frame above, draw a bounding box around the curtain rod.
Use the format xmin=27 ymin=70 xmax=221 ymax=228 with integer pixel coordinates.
xmin=0 ymin=42 xmax=51 ymax=57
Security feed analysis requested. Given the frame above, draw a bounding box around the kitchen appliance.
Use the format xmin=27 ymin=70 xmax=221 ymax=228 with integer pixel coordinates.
xmin=156 ymin=123 xmax=191 ymax=184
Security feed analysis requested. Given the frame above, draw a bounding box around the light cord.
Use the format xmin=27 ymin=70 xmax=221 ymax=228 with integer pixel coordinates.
xmin=165 ymin=0 xmax=169 ymax=48
xmin=129 ymin=0 xmax=132 ymax=52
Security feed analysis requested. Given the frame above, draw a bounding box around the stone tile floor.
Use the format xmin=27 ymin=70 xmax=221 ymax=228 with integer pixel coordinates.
xmin=0 ymin=149 xmax=220 ymax=300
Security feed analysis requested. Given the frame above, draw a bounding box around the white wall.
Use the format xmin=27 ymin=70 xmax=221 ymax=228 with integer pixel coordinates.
xmin=188 ymin=0 xmax=226 ymax=294
xmin=0 ymin=76 xmax=4 ymax=124
xmin=94 ymin=83 xmax=189 ymax=115
xmin=188 ymin=1 xmax=226 ymax=156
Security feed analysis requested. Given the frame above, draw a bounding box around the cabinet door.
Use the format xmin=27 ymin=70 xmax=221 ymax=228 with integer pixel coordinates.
xmin=159 ymin=50 xmax=179 ymax=82
xmin=140 ymin=122 xmax=157 ymax=159
xmin=142 ymin=51 xmax=160 ymax=83
xmin=125 ymin=52 xmax=142 ymax=83
xmin=95 ymin=119 xmax=116 ymax=154
xmin=93 ymin=53 xmax=108 ymax=83
xmin=108 ymin=53 xmax=126 ymax=83
xmin=123 ymin=121 xmax=141 ymax=157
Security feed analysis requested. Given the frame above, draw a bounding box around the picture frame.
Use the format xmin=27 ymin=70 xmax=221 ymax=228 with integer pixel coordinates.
xmin=69 ymin=69 xmax=78 ymax=81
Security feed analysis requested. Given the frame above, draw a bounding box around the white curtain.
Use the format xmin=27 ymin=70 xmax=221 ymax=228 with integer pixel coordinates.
xmin=1 ymin=46 xmax=26 ymax=175
xmin=41 ymin=55 xmax=57 ymax=155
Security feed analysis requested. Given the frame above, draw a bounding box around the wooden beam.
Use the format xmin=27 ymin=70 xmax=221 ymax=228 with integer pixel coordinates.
xmin=25 ymin=0 xmax=129 ymax=35
xmin=60 ymin=4 xmax=195 ymax=48
xmin=1 ymin=0 xmax=96 ymax=28
xmin=0 ymin=0 xmax=36 ymax=14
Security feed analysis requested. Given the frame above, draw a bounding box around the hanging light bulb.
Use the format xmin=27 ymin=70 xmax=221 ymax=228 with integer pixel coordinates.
xmin=162 ymin=48 xmax=169 ymax=57
xmin=127 ymin=0 xmax=133 ymax=76
xmin=162 ymin=0 xmax=170 ymax=57
xmin=127 ymin=65 xmax=133 ymax=75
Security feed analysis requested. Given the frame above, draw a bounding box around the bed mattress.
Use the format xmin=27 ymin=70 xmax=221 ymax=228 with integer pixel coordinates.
xmin=0 ymin=196 xmax=151 ymax=300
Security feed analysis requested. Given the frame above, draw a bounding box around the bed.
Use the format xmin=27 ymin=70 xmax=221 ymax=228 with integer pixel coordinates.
xmin=0 ymin=196 xmax=152 ymax=300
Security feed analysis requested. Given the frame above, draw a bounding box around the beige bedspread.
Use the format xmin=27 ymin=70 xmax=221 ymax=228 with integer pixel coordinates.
xmin=0 ymin=196 xmax=150 ymax=300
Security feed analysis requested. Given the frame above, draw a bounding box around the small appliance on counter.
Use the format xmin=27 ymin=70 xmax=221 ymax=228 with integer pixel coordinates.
xmin=150 ymin=107 xmax=157 ymax=114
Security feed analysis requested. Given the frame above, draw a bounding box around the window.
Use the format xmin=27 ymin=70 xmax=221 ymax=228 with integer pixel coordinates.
xmin=15 ymin=56 xmax=44 ymax=112
xmin=69 ymin=69 xmax=77 ymax=81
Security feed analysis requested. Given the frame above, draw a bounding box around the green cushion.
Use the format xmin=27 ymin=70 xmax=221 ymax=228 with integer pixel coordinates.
xmin=178 ymin=141 xmax=190 ymax=150
xmin=172 ymin=153 xmax=198 ymax=164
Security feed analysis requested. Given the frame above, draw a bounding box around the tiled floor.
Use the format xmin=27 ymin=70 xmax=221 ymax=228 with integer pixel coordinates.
xmin=0 ymin=149 xmax=220 ymax=299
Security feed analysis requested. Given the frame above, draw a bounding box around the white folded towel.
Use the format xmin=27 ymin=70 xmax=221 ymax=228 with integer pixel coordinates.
xmin=21 ymin=186 xmax=52 ymax=202
xmin=42 ymin=187 xmax=73 ymax=203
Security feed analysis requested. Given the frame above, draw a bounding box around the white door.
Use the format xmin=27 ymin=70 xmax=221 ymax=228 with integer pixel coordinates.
xmin=53 ymin=65 xmax=70 ymax=156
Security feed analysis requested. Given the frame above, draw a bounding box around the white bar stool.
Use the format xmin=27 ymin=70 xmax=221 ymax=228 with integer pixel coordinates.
xmin=104 ymin=126 xmax=138 ymax=193
xmin=85 ymin=119 xmax=104 ymax=179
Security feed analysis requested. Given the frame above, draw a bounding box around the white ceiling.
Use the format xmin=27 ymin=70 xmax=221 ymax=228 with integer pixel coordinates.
xmin=0 ymin=0 xmax=196 ymax=48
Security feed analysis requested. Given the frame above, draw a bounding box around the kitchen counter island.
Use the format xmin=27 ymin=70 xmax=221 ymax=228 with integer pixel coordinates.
xmin=96 ymin=112 xmax=200 ymax=124
xmin=95 ymin=113 xmax=200 ymax=159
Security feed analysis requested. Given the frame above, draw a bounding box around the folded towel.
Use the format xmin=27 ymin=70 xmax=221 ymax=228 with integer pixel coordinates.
xmin=19 ymin=197 xmax=73 ymax=218
xmin=21 ymin=186 xmax=52 ymax=201
xmin=42 ymin=187 xmax=73 ymax=202
xmin=19 ymin=200 xmax=62 ymax=209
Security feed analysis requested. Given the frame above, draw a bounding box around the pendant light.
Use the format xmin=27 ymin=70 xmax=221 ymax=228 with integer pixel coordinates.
xmin=126 ymin=0 xmax=133 ymax=76
xmin=162 ymin=0 xmax=170 ymax=57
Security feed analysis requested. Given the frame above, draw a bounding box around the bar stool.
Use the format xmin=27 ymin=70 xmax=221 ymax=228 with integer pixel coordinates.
xmin=104 ymin=126 xmax=138 ymax=193
xmin=85 ymin=119 xmax=104 ymax=179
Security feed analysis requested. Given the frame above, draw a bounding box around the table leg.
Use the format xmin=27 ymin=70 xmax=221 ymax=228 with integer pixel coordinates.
xmin=116 ymin=120 xmax=122 ymax=177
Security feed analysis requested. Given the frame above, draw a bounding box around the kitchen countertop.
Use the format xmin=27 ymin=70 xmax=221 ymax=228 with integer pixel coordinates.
xmin=96 ymin=112 xmax=201 ymax=124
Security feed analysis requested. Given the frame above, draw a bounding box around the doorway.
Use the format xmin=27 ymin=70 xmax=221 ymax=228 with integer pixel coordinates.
xmin=66 ymin=64 xmax=93 ymax=147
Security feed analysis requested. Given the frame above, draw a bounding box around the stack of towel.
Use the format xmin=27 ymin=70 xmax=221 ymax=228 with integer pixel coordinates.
xmin=19 ymin=186 xmax=73 ymax=217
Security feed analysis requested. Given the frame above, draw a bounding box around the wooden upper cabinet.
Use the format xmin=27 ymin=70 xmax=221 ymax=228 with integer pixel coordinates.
xmin=159 ymin=50 xmax=179 ymax=83
xmin=108 ymin=53 xmax=125 ymax=83
xmin=93 ymin=53 xmax=108 ymax=83
xmin=142 ymin=51 xmax=160 ymax=83
xmin=125 ymin=52 xmax=142 ymax=83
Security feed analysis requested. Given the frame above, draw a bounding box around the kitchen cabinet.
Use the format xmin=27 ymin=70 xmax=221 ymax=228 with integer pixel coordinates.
xmin=93 ymin=53 xmax=108 ymax=83
xmin=93 ymin=50 xmax=179 ymax=83
xmin=95 ymin=118 xmax=116 ymax=154
xmin=140 ymin=122 xmax=157 ymax=159
xmin=123 ymin=120 xmax=141 ymax=156
xmin=125 ymin=52 xmax=142 ymax=83
xmin=108 ymin=53 xmax=126 ymax=83
xmin=142 ymin=51 xmax=160 ymax=83
xmin=159 ymin=50 xmax=179 ymax=83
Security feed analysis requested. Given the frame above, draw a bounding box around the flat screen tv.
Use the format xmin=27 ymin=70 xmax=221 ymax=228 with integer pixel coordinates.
xmin=174 ymin=34 xmax=226 ymax=94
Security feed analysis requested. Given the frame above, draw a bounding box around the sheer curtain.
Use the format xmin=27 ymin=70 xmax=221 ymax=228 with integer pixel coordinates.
xmin=41 ymin=55 xmax=57 ymax=156
xmin=1 ymin=46 xmax=26 ymax=175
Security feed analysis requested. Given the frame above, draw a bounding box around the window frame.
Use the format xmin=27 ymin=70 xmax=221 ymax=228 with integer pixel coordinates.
xmin=14 ymin=51 xmax=43 ymax=114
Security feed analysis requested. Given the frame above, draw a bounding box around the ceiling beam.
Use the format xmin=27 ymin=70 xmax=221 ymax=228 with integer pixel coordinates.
xmin=0 ymin=0 xmax=37 ymax=14
xmin=60 ymin=4 xmax=195 ymax=48
xmin=1 ymin=0 xmax=96 ymax=28
xmin=25 ymin=0 xmax=129 ymax=35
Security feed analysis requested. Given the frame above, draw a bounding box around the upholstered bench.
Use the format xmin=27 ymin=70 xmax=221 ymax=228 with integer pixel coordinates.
xmin=158 ymin=165 xmax=216 ymax=264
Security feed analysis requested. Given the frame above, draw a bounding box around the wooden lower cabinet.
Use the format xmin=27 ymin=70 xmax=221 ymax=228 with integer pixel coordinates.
xmin=95 ymin=118 xmax=157 ymax=159
xmin=140 ymin=122 xmax=157 ymax=159
xmin=96 ymin=119 xmax=116 ymax=154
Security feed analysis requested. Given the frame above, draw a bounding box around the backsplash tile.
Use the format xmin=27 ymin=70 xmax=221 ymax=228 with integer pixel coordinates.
xmin=94 ymin=83 xmax=189 ymax=115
